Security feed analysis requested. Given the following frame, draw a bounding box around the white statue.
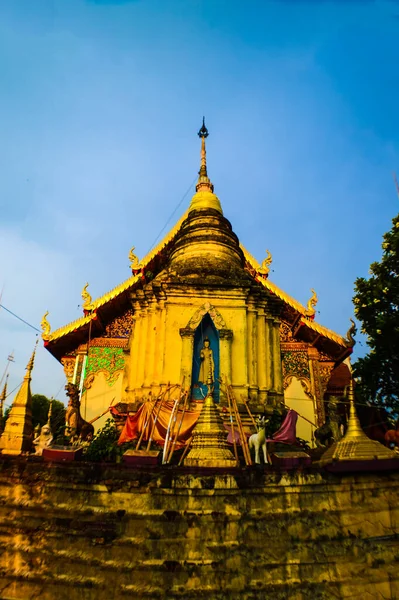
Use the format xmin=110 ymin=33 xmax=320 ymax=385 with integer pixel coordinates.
xmin=33 ymin=423 xmax=53 ymax=456
xmin=249 ymin=415 xmax=269 ymax=464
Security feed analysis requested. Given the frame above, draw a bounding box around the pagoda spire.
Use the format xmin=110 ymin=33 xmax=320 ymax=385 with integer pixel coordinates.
xmin=0 ymin=341 xmax=37 ymax=455
xmin=196 ymin=117 xmax=214 ymax=193
xmin=0 ymin=374 xmax=8 ymax=433
xmin=188 ymin=118 xmax=222 ymax=214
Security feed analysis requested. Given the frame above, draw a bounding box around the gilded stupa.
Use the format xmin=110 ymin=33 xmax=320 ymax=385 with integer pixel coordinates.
xmin=319 ymin=380 xmax=398 ymax=466
xmin=0 ymin=344 xmax=36 ymax=455
xmin=43 ymin=121 xmax=355 ymax=443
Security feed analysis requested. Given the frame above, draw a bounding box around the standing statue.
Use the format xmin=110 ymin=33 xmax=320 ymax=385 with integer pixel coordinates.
xmin=198 ymin=338 xmax=215 ymax=384
xmin=65 ymin=383 xmax=94 ymax=442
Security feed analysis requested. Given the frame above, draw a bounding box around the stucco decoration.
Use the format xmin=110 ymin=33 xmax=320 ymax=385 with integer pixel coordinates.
xmin=188 ymin=302 xmax=227 ymax=330
xmin=83 ymin=347 xmax=125 ymax=389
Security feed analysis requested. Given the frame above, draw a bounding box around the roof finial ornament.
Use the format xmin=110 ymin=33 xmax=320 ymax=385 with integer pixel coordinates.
xmin=128 ymin=246 xmax=141 ymax=271
xmin=41 ymin=311 xmax=51 ymax=341
xmin=81 ymin=283 xmax=93 ymax=310
xmin=304 ymin=288 xmax=318 ymax=319
xmin=196 ymin=117 xmax=214 ymax=193
xmin=259 ymin=250 xmax=273 ymax=277
xmin=345 ymin=317 xmax=357 ymax=348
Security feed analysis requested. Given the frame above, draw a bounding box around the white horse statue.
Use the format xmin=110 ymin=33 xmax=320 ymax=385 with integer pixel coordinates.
xmin=249 ymin=415 xmax=269 ymax=464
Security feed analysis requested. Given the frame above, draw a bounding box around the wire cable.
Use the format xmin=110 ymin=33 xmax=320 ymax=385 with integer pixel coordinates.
xmin=0 ymin=304 xmax=41 ymax=333
xmin=146 ymin=176 xmax=197 ymax=254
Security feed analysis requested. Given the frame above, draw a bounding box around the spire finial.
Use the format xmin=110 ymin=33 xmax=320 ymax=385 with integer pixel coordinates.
xmin=26 ymin=340 xmax=38 ymax=378
xmin=196 ymin=117 xmax=214 ymax=193
xmin=0 ymin=374 xmax=8 ymax=418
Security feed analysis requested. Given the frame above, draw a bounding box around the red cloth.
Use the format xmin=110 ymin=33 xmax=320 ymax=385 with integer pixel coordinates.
xmin=118 ymin=400 xmax=200 ymax=448
xmin=267 ymin=410 xmax=298 ymax=444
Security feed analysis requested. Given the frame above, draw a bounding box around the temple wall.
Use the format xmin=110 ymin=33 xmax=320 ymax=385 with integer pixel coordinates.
xmin=82 ymin=371 xmax=124 ymax=432
xmin=0 ymin=459 xmax=398 ymax=599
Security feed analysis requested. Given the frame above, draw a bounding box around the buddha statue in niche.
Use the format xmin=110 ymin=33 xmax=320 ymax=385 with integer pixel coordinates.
xmin=198 ymin=338 xmax=215 ymax=385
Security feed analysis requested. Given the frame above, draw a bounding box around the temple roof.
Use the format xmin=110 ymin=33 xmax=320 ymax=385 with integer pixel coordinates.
xmin=44 ymin=122 xmax=352 ymax=361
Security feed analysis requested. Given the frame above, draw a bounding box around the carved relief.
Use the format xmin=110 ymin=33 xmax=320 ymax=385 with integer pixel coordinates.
xmin=61 ymin=357 xmax=76 ymax=383
xmin=280 ymin=321 xmax=293 ymax=342
xmin=188 ymin=302 xmax=226 ymax=330
xmin=282 ymin=351 xmax=310 ymax=381
xmin=103 ymin=309 xmax=135 ymax=338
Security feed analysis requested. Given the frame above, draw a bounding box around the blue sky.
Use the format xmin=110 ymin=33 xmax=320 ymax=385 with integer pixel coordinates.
xmin=0 ymin=0 xmax=398 ymax=405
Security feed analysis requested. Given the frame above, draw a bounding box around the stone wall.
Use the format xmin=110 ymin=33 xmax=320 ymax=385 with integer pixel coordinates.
xmin=0 ymin=458 xmax=398 ymax=599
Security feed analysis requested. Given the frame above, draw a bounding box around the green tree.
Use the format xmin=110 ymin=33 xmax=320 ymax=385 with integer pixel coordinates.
xmin=353 ymin=213 xmax=399 ymax=416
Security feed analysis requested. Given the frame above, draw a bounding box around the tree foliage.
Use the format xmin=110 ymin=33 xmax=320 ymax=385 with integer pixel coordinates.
xmin=353 ymin=213 xmax=399 ymax=415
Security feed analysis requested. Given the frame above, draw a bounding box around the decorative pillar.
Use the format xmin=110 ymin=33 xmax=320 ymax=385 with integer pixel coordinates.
xmin=135 ymin=297 xmax=148 ymax=397
xmin=219 ymin=328 xmax=233 ymax=389
xmin=144 ymin=294 xmax=157 ymax=389
xmin=256 ymin=303 xmax=267 ymax=403
xmin=308 ymin=347 xmax=335 ymax=425
xmin=247 ymin=297 xmax=258 ymax=401
xmin=265 ymin=316 xmax=274 ymax=398
xmin=272 ymin=318 xmax=284 ymax=398
xmin=179 ymin=328 xmax=195 ymax=391
xmin=157 ymin=292 xmax=167 ymax=386
xmin=129 ymin=299 xmax=142 ymax=393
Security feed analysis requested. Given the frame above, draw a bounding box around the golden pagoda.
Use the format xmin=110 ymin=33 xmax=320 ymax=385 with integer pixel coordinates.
xmin=319 ymin=380 xmax=398 ymax=466
xmin=43 ymin=121 xmax=354 ymax=443
xmin=0 ymin=345 xmax=36 ymax=455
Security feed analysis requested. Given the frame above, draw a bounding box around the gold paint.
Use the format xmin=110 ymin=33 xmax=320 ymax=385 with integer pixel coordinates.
xmin=184 ymin=392 xmax=236 ymax=468
xmin=305 ymin=288 xmax=318 ymax=318
xmin=0 ymin=343 xmax=37 ymax=455
xmin=128 ymin=246 xmax=141 ymax=270
xmin=41 ymin=311 xmax=51 ymax=341
xmin=81 ymin=283 xmax=93 ymax=310
xmin=320 ymin=380 xmax=398 ymax=465
xmin=259 ymin=249 xmax=272 ymax=276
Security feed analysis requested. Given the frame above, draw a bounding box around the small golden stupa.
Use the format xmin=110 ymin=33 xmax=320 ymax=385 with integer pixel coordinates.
xmin=319 ymin=380 xmax=398 ymax=466
xmin=184 ymin=350 xmax=236 ymax=468
xmin=184 ymin=391 xmax=237 ymax=468
xmin=0 ymin=344 xmax=36 ymax=455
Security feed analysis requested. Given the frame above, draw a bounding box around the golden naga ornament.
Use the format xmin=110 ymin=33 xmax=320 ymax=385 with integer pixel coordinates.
xmin=41 ymin=311 xmax=51 ymax=340
xmin=305 ymin=288 xmax=318 ymax=318
xmin=128 ymin=246 xmax=141 ymax=270
xmin=81 ymin=283 xmax=93 ymax=310
xmin=345 ymin=318 xmax=357 ymax=347
xmin=258 ymin=249 xmax=272 ymax=276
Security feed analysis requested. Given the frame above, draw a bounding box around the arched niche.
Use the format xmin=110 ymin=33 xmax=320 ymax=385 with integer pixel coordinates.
xmin=191 ymin=313 xmax=220 ymax=402
xmin=179 ymin=303 xmax=233 ymax=403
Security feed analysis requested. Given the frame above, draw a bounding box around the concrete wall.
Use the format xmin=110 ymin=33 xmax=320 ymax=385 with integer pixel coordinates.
xmin=1 ymin=458 xmax=398 ymax=599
